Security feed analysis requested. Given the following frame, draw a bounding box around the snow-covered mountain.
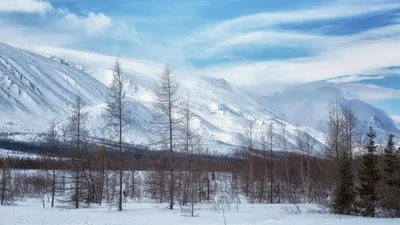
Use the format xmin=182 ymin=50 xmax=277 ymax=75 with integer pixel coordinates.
xmin=0 ymin=43 xmax=398 ymax=154
xmin=0 ymin=43 xmax=108 ymax=134
xmin=260 ymin=75 xmax=400 ymax=139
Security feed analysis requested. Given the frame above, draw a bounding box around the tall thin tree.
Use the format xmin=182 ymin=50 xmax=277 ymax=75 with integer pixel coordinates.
xmin=326 ymin=103 xmax=356 ymax=214
xmin=103 ymin=60 xmax=130 ymax=211
xmin=382 ymin=134 xmax=400 ymax=216
xmin=66 ymin=91 xmax=88 ymax=209
xmin=45 ymin=119 xmax=59 ymax=207
xmin=358 ymin=126 xmax=380 ymax=217
xmin=240 ymin=119 xmax=256 ymax=202
xmin=383 ymin=134 xmax=399 ymax=186
xmin=267 ymin=122 xmax=275 ymax=203
xmin=153 ymin=63 xmax=180 ymax=209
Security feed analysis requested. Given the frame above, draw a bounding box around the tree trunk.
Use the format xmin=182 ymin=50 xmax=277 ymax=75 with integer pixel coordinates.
xmin=1 ymin=165 xmax=6 ymax=206
xmin=51 ymin=157 xmax=56 ymax=207
xmin=169 ymin=90 xmax=174 ymax=210
xmin=119 ymin=124 xmax=123 ymax=211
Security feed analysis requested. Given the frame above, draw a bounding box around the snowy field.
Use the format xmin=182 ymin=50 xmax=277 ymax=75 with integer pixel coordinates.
xmin=1 ymin=200 xmax=399 ymax=225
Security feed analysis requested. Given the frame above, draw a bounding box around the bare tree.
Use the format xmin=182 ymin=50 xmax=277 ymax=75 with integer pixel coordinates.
xmin=325 ymin=103 xmax=342 ymax=210
xmin=240 ymin=119 xmax=256 ymax=202
xmin=326 ymin=102 xmax=357 ymax=214
xmin=295 ymin=128 xmax=316 ymax=203
xmin=277 ymin=120 xmax=292 ymax=202
xmin=258 ymin=131 xmax=268 ymax=203
xmin=340 ymin=103 xmax=358 ymax=160
xmin=0 ymin=160 xmax=12 ymax=205
xmin=257 ymin=121 xmax=275 ymax=204
xmin=265 ymin=122 xmax=275 ymax=203
xmin=180 ymin=94 xmax=196 ymax=206
xmin=103 ymin=60 xmax=130 ymax=211
xmin=178 ymin=94 xmax=204 ymax=214
xmin=94 ymin=146 xmax=108 ymax=205
xmin=65 ymin=91 xmax=88 ymax=209
xmin=153 ymin=63 xmax=180 ymax=209
xmin=44 ymin=119 xmax=59 ymax=207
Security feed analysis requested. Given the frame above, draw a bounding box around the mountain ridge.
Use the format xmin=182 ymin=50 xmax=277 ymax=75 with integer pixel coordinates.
xmin=1 ymin=42 xmax=398 ymax=154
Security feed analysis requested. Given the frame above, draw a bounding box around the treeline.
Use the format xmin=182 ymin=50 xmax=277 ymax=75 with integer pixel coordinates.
xmin=0 ymin=140 xmax=232 ymax=171
xmin=325 ymin=104 xmax=400 ymax=218
xmin=235 ymin=104 xmax=400 ymax=217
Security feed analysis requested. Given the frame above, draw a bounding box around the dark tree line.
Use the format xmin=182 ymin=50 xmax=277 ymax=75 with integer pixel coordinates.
xmin=325 ymin=103 xmax=400 ymax=217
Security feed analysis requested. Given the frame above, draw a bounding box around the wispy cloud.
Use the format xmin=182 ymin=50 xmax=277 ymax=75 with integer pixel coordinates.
xmin=200 ymin=35 xmax=400 ymax=85
xmin=204 ymin=31 xmax=324 ymax=56
xmin=183 ymin=0 xmax=400 ymax=43
xmin=0 ymin=0 xmax=52 ymax=13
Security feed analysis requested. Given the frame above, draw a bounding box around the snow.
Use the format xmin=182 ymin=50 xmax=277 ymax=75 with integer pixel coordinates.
xmin=265 ymin=83 xmax=400 ymax=136
xmin=1 ymin=199 xmax=399 ymax=225
xmin=0 ymin=43 xmax=305 ymax=153
xmin=0 ymin=42 xmax=399 ymax=155
xmin=0 ymin=148 xmax=41 ymax=159
xmin=0 ymin=43 xmax=107 ymax=132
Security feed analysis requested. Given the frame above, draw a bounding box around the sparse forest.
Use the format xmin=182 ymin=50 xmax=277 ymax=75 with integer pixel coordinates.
xmin=0 ymin=62 xmax=399 ymax=221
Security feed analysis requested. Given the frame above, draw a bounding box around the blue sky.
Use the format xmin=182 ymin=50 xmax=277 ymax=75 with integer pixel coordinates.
xmin=0 ymin=0 xmax=400 ymax=85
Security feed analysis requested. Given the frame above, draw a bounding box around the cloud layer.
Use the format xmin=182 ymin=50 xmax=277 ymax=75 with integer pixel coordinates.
xmin=60 ymin=12 xmax=113 ymax=35
xmin=0 ymin=0 xmax=399 ymax=86
xmin=0 ymin=0 xmax=52 ymax=13
xmin=0 ymin=0 xmax=113 ymax=36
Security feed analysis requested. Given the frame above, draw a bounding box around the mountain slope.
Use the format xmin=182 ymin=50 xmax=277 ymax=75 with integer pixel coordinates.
xmin=2 ymin=43 xmax=398 ymax=154
xmin=321 ymin=73 xmax=400 ymax=116
xmin=0 ymin=43 xmax=107 ymax=128
xmin=262 ymin=79 xmax=400 ymax=137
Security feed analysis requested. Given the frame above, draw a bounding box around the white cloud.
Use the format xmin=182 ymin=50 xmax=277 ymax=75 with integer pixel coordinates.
xmin=59 ymin=12 xmax=113 ymax=35
xmin=391 ymin=115 xmax=400 ymax=123
xmin=200 ymin=35 xmax=400 ymax=85
xmin=0 ymin=20 xmax=80 ymax=47
xmin=185 ymin=23 xmax=400 ymax=59
xmin=186 ymin=1 xmax=400 ymax=43
xmin=204 ymin=31 xmax=324 ymax=55
xmin=0 ymin=0 xmax=52 ymax=13
xmin=16 ymin=27 xmax=400 ymax=89
xmin=173 ymin=0 xmax=400 ymax=60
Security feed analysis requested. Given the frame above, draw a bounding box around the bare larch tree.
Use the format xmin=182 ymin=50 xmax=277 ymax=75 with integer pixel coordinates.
xmin=241 ymin=119 xmax=256 ymax=202
xmin=44 ymin=119 xmax=59 ymax=207
xmin=153 ymin=64 xmax=180 ymax=210
xmin=103 ymin=60 xmax=130 ymax=211
xmin=65 ymin=91 xmax=88 ymax=209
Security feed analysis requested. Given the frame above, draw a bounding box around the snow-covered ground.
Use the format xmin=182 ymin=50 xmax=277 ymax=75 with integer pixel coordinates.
xmin=1 ymin=199 xmax=399 ymax=225
xmin=0 ymin=148 xmax=42 ymax=159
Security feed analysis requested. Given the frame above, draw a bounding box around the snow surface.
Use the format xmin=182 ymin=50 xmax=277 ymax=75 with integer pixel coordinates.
xmin=1 ymin=199 xmax=399 ymax=225
xmin=0 ymin=148 xmax=41 ymax=159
